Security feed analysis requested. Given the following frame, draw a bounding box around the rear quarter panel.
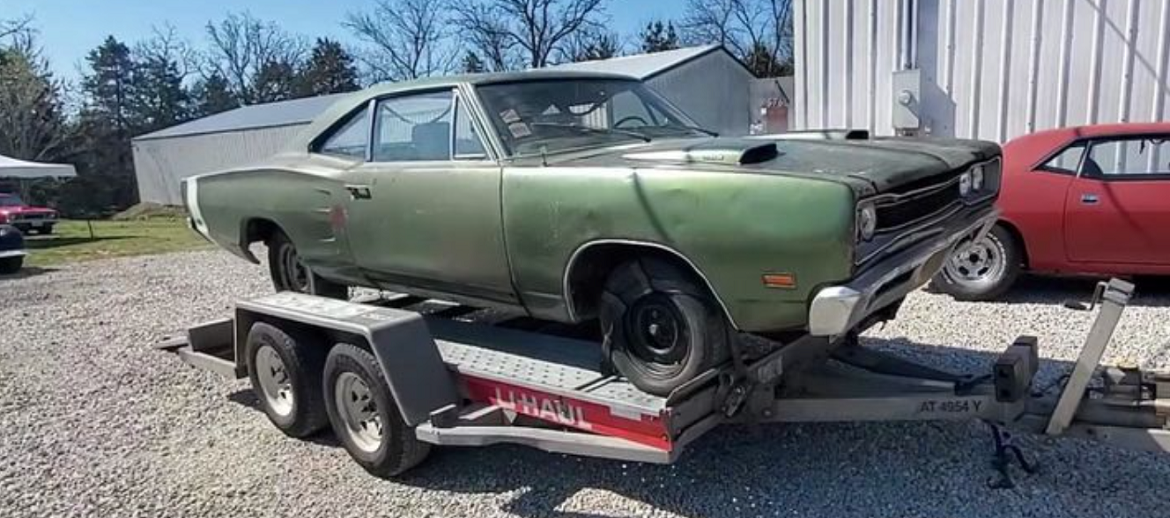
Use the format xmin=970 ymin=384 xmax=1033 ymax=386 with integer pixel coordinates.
xmin=503 ymin=166 xmax=856 ymax=332
xmin=192 ymin=167 xmax=359 ymax=282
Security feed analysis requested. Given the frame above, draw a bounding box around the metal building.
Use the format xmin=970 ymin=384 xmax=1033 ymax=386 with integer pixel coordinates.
xmin=794 ymin=0 xmax=1170 ymax=141
xmin=132 ymin=46 xmax=757 ymax=206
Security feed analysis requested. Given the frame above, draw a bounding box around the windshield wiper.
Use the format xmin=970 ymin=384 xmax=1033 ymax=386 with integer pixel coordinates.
xmin=664 ymin=124 xmax=719 ymax=137
xmin=530 ymin=122 xmax=652 ymax=142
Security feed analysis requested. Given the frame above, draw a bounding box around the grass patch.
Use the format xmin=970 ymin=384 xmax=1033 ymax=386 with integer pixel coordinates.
xmin=23 ymin=218 xmax=212 ymax=267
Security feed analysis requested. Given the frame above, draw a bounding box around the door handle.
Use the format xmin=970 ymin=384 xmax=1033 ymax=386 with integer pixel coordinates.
xmin=1080 ymin=193 xmax=1099 ymax=205
xmin=345 ymin=185 xmax=372 ymax=200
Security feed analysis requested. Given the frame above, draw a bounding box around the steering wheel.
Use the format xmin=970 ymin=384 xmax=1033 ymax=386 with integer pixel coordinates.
xmin=614 ymin=115 xmax=649 ymax=128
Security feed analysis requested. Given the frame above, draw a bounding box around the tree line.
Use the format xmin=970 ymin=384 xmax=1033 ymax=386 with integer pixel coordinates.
xmin=0 ymin=0 xmax=792 ymax=217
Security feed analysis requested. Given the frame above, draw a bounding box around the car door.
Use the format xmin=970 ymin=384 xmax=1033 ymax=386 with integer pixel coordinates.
xmin=1064 ymin=135 xmax=1170 ymax=266
xmin=340 ymin=88 xmax=516 ymax=304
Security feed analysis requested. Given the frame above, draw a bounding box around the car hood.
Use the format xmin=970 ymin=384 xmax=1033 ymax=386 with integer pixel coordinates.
xmin=0 ymin=206 xmax=56 ymax=214
xmin=553 ymin=136 xmax=1001 ymax=196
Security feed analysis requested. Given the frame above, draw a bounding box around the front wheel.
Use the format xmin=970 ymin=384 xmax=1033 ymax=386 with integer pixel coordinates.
xmin=266 ymin=230 xmax=347 ymax=298
xmin=599 ymin=258 xmax=730 ymax=396
xmin=0 ymin=256 xmax=22 ymax=274
xmin=932 ymin=225 xmax=1022 ymax=301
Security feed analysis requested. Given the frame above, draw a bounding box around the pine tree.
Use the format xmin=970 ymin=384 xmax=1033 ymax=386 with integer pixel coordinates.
xmin=297 ymin=38 xmax=360 ymax=97
xmin=76 ymin=36 xmax=140 ymax=211
xmin=743 ymin=41 xmax=789 ymax=78
xmin=462 ymin=51 xmax=486 ymax=73
xmin=133 ymin=54 xmax=189 ymax=133
xmin=253 ymin=59 xmax=298 ymax=103
xmin=640 ymin=21 xmax=680 ymax=53
xmin=191 ymin=73 xmax=239 ymax=117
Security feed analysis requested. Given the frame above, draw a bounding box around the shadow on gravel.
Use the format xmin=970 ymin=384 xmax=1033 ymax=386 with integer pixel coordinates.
xmin=0 ymin=266 xmax=54 ymax=280
xmin=217 ymin=337 xmax=1169 ymax=518
xmin=928 ymin=274 xmax=1170 ymax=308
xmin=226 ymin=389 xmax=343 ymax=447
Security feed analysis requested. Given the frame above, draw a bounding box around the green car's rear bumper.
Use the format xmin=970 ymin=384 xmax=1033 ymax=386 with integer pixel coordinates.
xmin=808 ymin=205 xmax=998 ymax=337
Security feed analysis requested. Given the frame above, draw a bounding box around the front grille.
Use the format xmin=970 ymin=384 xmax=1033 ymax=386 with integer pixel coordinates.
xmin=19 ymin=213 xmax=49 ymax=221
xmin=874 ymin=178 xmax=961 ymax=232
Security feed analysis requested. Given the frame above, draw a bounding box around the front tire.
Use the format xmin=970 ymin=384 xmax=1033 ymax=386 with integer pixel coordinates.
xmin=933 ymin=225 xmax=1022 ymax=301
xmin=0 ymin=257 xmax=22 ymax=274
xmin=599 ymin=258 xmax=730 ymax=396
xmin=266 ymin=230 xmax=347 ymax=298
xmin=245 ymin=322 xmax=330 ymax=438
xmin=324 ymin=343 xmax=431 ymax=478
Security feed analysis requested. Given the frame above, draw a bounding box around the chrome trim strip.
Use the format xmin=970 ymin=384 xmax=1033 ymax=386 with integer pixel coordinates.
xmin=561 ymin=239 xmax=740 ymax=330
xmin=0 ymin=249 xmax=27 ymax=259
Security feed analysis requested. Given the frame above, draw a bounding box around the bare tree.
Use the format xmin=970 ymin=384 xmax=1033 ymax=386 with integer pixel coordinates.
xmin=344 ymin=0 xmax=452 ymax=82
xmin=451 ymin=1 xmax=518 ymax=72
xmin=452 ymin=0 xmax=607 ymax=69
xmin=0 ymin=40 xmax=69 ymax=161
xmin=136 ymin=24 xmax=197 ymax=79
xmin=682 ymin=0 xmax=793 ymax=76
xmin=204 ymin=12 xmax=305 ymax=104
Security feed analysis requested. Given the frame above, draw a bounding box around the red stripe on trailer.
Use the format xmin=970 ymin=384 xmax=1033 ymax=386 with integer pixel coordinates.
xmin=462 ymin=376 xmax=673 ymax=451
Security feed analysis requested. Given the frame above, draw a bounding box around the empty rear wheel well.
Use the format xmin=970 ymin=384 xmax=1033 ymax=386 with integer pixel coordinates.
xmin=244 ymin=218 xmax=283 ymax=246
xmin=995 ymin=221 xmax=1028 ymax=269
xmin=564 ymin=243 xmax=728 ymax=324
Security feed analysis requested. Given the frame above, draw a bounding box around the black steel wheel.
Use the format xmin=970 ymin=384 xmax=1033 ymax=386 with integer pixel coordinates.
xmin=266 ymin=230 xmax=348 ymax=298
xmin=599 ymin=257 xmax=730 ymax=396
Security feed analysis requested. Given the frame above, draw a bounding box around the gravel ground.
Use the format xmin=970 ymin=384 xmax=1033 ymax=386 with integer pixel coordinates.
xmin=2 ymin=250 xmax=1169 ymax=518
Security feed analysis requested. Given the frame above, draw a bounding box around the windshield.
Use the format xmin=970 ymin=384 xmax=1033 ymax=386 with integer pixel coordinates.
xmin=475 ymin=78 xmax=712 ymax=157
xmin=0 ymin=195 xmax=24 ymax=207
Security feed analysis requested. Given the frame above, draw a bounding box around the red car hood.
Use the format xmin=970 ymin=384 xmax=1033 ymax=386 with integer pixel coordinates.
xmin=0 ymin=206 xmax=57 ymax=216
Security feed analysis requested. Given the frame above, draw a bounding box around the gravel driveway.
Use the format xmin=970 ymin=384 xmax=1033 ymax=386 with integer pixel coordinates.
xmin=2 ymin=250 xmax=1168 ymax=517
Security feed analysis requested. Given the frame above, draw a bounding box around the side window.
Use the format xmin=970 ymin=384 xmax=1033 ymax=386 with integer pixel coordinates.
xmin=316 ymin=107 xmax=370 ymax=159
xmin=1084 ymin=137 xmax=1170 ymax=178
xmin=373 ymin=91 xmax=454 ymax=162
xmin=1037 ymin=142 xmax=1085 ymax=175
xmin=454 ymin=96 xmax=487 ymax=159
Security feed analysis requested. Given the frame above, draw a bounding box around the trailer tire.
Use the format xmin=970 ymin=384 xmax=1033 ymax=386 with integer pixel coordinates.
xmin=324 ymin=343 xmax=430 ymax=478
xmin=600 ymin=258 xmax=730 ymax=396
xmin=245 ymin=322 xmax=329 ymax=438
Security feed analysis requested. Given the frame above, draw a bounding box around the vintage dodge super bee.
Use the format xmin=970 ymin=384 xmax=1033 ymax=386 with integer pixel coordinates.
xmin=183 ymin=70 xmax=1000 ymax=395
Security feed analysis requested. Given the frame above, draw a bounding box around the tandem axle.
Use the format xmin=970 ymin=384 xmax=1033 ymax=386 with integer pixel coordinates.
xmin=156 ymin=278 xmax=1169 ymax=482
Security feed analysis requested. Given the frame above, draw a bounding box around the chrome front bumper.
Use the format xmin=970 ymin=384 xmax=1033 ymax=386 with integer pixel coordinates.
xmin=808 ymin=208 xmax=998 ymax=337
xmin=0 ymin=249 xmax=27 ymax=259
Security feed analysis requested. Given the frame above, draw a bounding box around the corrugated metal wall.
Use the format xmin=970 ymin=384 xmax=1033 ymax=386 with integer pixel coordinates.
xmin=795 ymin=0 xmax=1170 ymax=141
xmin=132 ymin=125 xmax=307 ymax=205
xmin=648 ymin=51 xmax=755 ymax=136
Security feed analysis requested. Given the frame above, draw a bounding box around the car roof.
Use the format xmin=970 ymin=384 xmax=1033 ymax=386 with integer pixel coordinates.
xmin=1015 ymin=122 xmax=1170 ymax=143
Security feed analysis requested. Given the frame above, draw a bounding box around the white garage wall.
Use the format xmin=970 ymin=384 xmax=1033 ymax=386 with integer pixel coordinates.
xmin=795 ymin=0 xmax=1170 ymax=141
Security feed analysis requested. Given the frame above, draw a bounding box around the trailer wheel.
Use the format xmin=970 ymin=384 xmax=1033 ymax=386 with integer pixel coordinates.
xmin=323 ymin=343 xmax=430 ymax=478
xmin=246 ymin=322 xmax=329 ymax=438
xmin=600 ymin=258 xmax=730 ymax=396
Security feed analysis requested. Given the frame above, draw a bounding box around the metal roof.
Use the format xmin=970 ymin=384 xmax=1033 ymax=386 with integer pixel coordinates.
xmin=134 ymin=45 xmax=729 ymax=142
xmin=134 ymin=93 xmax=351 ymax=141
xmin=548 ymin=45 xmax=724 ymax=79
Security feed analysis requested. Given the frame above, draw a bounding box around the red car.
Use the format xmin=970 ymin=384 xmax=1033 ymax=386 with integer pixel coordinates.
xmin=935 ymin=123 xmax=1170 ymax=300
xmin=0 ymin=193 xmax=58 ymax=235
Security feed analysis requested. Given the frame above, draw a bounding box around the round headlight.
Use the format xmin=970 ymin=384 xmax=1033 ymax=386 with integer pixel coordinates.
xmin=971 ymin=165 xmax=985 ymax=191
xmin=958 ymin=172 xmax=972 ymax=197
xmin=858 ymin=204 xmax=877 ymax=241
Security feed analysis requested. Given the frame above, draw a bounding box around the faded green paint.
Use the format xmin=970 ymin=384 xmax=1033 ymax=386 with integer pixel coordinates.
xmin=185 ymin=71 xmax=1000 ymax=335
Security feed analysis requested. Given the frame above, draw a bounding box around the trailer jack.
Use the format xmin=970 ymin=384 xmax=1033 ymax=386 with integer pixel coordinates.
xmin=157 ymin=279 xmax=1168 ymax=478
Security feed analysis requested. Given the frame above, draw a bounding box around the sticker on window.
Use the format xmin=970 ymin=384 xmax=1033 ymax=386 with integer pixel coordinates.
xmin=508 ymin=122 xmax=532 ymax=138
xmin=500 ymin=109 xmax=521 ymax=124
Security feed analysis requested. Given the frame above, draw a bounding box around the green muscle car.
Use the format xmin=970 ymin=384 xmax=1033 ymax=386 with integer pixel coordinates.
xmin=183 ymin=70 xmax=1000 ymax=395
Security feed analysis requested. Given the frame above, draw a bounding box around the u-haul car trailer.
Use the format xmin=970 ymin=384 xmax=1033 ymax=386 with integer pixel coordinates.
xmin=156 ymin=278 xmax=1168 ymax=487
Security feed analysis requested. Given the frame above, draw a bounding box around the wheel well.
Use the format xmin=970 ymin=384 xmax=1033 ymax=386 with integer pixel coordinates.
xmin=995 ymin=221 xmax=1029 ymax=269
xmin=244 ymin=218 xmax=282 ymax=245
xmin=564 ymin=243 xmax=728 ymax=324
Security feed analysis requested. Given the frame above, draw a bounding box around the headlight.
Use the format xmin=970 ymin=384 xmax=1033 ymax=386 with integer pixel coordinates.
xmin=0 ymin=226 xmax=9 ymax=237
xmin=857 ymin=203 xmax=877 ymax=241
xmin=958 ymin=172 xmax=972 ymax=197
xmin=971 ymin=165 xmax=985 ymax=191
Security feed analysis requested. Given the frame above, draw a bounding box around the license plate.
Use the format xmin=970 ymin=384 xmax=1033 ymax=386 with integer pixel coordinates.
xmin=30 ymin=221 xmax=43 ymax=227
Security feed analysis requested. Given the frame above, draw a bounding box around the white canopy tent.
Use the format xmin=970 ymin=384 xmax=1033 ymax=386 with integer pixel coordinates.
xmin=0 ymin=154 xmax=76 ymax=179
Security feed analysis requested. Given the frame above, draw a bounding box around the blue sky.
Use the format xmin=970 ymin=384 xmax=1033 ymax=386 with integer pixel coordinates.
xmin=3 ymin=0 xmax=689 ymax=80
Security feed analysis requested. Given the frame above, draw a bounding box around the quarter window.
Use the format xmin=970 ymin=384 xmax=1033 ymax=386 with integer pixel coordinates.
xmin=454 ymin=96 xmax=487 ymax=159
xmin=317 ymin=108 xmax=370 ymax=159
xmin=1084 ymin=137 xmax=1170 ymax=177
xmin=1037 ymin=142 xmax=1085 ymax=175
xmin=373 ymin=91 xmax=454 ymax=162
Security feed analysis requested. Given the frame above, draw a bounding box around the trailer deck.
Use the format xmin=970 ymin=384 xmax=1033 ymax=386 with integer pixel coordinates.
xmin=156 ymin=278 xmax=1169 ymax=483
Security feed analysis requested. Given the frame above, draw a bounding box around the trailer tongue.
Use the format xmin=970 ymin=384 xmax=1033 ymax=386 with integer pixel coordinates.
xmin=157 ymin=278 xmax=1168 ymax=483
